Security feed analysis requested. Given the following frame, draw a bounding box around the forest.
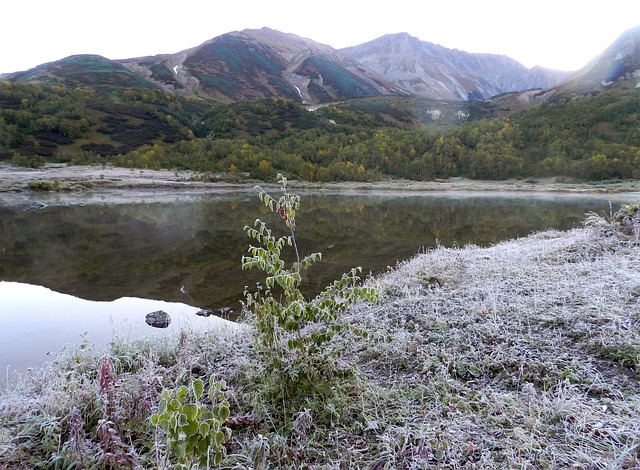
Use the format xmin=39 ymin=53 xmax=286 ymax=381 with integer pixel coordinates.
xmin=1 ymin=79 xmax=640 ymax=182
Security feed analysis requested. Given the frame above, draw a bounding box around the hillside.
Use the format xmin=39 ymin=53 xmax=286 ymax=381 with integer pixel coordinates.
xmin=1 ymin=26 xmax=640 ymax=182
xmin=555 ymin=25 xmax=640 ymax=94
xmin=118 ymin=28 xmax=407 ymax=104
xmin=0 ymin=81 xmax=210 ymax=160
xmin=340 ymin=33 xmax=571 ymax=101
xmin=5 ymin=54 xmax=156 ymax=89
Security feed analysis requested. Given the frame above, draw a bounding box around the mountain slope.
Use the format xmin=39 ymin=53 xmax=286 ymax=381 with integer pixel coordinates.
xmin=554 ymin=25 xmax=640 ymax=94
xmin=119 ymin=28 xmax=406 ymax=103
xmin=341 ymin=33 xmax=571 ymax=101
xmin=6 ymin=54 xmax=156 ymax=89
xmin=466 ymin=24 xmax=640 ymax=119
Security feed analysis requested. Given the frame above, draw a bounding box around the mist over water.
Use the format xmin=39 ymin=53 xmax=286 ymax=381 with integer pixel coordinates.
xmin=0 ymin=189 xmax=635 ymax=371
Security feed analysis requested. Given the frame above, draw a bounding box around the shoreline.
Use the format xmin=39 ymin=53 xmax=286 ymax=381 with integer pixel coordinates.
xmin=3 ymin=163 xmax=640 ymax=197
xmin=1 ymin=214 xmax=639 ymax=467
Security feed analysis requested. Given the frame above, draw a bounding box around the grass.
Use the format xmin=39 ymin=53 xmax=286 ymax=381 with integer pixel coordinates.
xmin=1 ymin=207 xmax=639 ymax=468
xmin=28 ymin=179 xmax=96 ymax=191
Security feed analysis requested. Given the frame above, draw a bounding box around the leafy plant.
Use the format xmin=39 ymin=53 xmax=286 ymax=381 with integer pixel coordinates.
xmin=28 ymin=180 xmax=61 ymax=191
xmin=242 ymin=174 xmax=379 ymax=421
xmin=151 ymin=376 xmax=231 ymax=468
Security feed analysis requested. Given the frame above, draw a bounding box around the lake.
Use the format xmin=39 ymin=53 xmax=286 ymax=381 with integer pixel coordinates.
xmin=0 ymin=188 xmax=637 ymax=374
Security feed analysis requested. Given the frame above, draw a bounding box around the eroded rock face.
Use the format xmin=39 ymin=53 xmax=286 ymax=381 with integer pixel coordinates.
xmin=145 ymin=310 xmax=171 ymax=328
xmin=340 ymin=33 xmax=571 ymax=100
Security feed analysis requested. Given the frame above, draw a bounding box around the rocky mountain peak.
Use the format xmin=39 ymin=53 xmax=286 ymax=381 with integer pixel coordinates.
xmin=341 ymin=33 xmax=571 ymax=101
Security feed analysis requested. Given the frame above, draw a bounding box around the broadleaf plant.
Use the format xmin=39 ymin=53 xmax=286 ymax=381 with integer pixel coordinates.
xmin=242 ymin=174 xmax=379 ymax=422
xmin=151 ymin=376 xmax=231 ymax=469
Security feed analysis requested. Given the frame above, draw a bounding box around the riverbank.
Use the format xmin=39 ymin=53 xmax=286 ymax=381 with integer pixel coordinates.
xmin=3 ymin=163 xmax=640 ymax=195
xmin=1 ymin=205 xmax=639 ymax=468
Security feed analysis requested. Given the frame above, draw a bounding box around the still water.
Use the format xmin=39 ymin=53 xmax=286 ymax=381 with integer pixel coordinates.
xmin=0 ymin=188 xmax=637 ymax=372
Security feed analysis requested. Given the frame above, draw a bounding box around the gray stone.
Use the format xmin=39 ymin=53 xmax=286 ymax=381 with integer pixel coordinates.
xmin=145 ymin=310 xmax=171 ymax=328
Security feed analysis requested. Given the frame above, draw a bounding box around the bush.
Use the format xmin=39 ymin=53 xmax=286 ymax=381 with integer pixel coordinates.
xmin=151 ymin=376 xmax=231 ymax=468
xmin=242 ymin=174 xmax=379 ymax=425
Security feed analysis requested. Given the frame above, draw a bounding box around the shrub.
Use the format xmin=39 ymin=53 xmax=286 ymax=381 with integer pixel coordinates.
xmin=151 ymin=376 xmax=231 ymax=469
xmin=242 ymin=174 xmax=379 ymax=424
xmin=28 ymin=179 xmax=61 ymax=191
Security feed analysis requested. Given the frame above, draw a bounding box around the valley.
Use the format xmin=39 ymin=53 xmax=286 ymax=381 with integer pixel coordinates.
xmin=1 ymin=24 xmax=640 ymax=469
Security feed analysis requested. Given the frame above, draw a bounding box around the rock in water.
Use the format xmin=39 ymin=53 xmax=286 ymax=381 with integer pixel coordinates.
xmin=24 ymin=201 xmax=48 ymax=211
xmin=195 ymin=308 xmax=214 ymax=317
xmin=145 ymin=310 xmax=171 ymax=328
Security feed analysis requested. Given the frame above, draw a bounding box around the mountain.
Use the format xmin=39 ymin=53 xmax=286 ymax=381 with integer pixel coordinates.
xmin=552 ymin=25 xmax=640 ymax=94
xmin=118 ymin=28 xmax=406 ymax=103
xmin=465 ymin=25 xmax=640 ymax=119
xmin=340 ymin=33 xmax=571 ymax=101
xmin=5 ymin=54 xmax=155 ymax=89
xmin=5 ymin=28 xmax=573 ymax=106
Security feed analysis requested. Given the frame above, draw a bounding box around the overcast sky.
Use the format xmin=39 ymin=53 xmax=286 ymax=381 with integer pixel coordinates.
xmin=2 ymin=0 xmax=639 ymax=74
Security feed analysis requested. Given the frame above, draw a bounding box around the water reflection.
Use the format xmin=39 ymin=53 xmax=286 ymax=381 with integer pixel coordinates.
xmin=0 ymin=189 xmax=637 ymax=371
xmin=0 ymin=190 xmax=636 ymax=311
xmin=0 ymin=281 xmax=232 ymax=373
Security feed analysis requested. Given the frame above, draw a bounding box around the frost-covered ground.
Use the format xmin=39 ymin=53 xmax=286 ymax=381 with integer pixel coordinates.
xmin=0 ymin=200 xmax=639 ymax=468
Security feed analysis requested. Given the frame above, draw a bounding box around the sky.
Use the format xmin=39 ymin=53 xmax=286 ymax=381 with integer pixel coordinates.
xmin=2 ymin=0 xmax=640 ymax=74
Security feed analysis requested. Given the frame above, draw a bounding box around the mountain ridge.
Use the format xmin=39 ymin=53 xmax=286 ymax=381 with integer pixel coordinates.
xmin=553 ymin=25 xmax=640 ymax=93
xmin=116 ymin=28 xmax=406 ymax=104
xmin=4 ymin=27 xmax=579 ymax=104
xmin=340 ymin=32 xmax=570 ymax=101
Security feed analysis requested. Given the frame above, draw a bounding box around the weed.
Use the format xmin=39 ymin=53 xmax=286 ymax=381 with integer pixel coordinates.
xmin=242 ymin=174 xmax=379 ymax=425
xmin=28 ymin=180 xmax=61 ymax=191
xmin=151 ymin=376 xmax=231 ymax=468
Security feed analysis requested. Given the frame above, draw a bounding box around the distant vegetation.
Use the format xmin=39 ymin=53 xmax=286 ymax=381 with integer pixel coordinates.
xmin=2 ymin=79 xmax=640 ymax=181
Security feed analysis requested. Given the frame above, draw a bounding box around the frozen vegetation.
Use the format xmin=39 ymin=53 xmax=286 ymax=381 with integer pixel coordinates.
xmin=0 ymin=202 xmax=639 ymax=468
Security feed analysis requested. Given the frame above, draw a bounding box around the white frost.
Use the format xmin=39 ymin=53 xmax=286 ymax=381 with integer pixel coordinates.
xmin=173 ymin=65 xmax=180 ymax=75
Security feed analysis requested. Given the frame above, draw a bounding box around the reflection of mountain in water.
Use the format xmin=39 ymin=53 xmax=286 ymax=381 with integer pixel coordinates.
xmin=0 ymin=281 xmax=233 ymax=372
xmin=0 ymin=192 xmax=625 ymax=311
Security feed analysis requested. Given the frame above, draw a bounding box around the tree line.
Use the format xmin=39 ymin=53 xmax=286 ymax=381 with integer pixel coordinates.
xmin=2 ymin=79 xmax=640 ymax=181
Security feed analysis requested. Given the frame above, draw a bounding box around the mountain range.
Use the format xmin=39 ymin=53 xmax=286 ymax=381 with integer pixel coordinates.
xmin=1 ymin=26 xmax=597 ymax=104
xmin=2 ymin=24 xmax=640 ymax=164
xmin=340 ymin=32 xmax=569 ymax=100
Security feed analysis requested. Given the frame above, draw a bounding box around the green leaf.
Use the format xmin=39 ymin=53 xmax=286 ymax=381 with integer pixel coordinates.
xmin=176 ymin=386 xmax=188 ymax=402
xmin=183 ymin=403 xmax=198 ymax=421
xmin=199 ymin=422 xmax=211 ymax=436
xmin=183 ymin=419 xmax=199 ymax=438
xmin=175 ymin=442 xmax=187 ymax=460
xmin=157 ymin=399 xmax=168 ymax=414
xmin=192 ymin=379 xmax=204 ymax=401
xmin=219 ymin=406 xmax=230 ymax=423
xmin=197 ymin=438 xmax=209 ymax=460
